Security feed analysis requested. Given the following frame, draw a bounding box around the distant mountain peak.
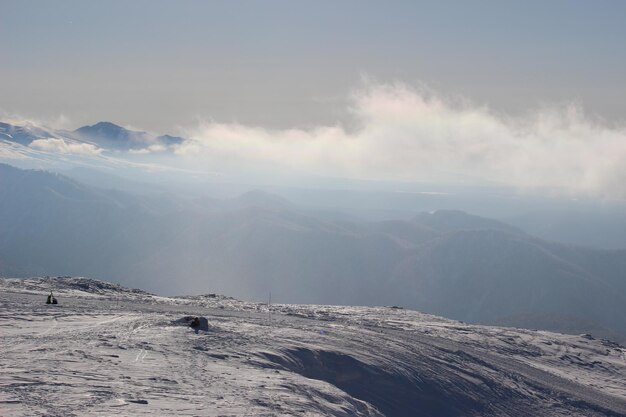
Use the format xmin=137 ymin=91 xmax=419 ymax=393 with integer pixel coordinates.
xmin=73 ymin=122 xmax=184 ymax=151
xmin=74 ymin=121 xmax=139 ymax=137
xmin=86 ymin=121 xmax=122 ymax=129
xmin=73 ymin=121 xmax=150 ymax=150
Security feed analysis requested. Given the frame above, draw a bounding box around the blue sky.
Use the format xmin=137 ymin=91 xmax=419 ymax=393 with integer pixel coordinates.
xmin=2 ymin=0 xmax=626 ymax=132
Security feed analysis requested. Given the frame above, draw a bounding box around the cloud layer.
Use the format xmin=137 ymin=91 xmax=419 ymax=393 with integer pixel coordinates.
xmin=179 ymin=83 xmax=626 ymax=198
xmin=30 ymin=138 xmax=103 ymax=156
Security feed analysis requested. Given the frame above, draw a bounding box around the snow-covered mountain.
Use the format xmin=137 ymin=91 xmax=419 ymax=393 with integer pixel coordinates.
xmin=0 ymin=122 xmax=59 ymax=146
xmin=1 ymin=276 xmax=625 ymax=416
xmin=0 ymin=120 xmax=183 ymax=174
xmin=74 ymin=121 xmax=184 ymax=151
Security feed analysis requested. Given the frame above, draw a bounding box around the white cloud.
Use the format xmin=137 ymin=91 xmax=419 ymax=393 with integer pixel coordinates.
xmin=0 ymin=112 xmax=74 ymax=131
xmin=178 ymin=82 xmax=626 ymax=198
xmin=128 ymin=144 xmax=168 ymax=155
xmin=30 ymin=138 xmax=103 ymax=156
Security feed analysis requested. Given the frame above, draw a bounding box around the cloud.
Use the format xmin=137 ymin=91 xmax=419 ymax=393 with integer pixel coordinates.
xmin=30 ymin=138 xmax=103 ymax=156
xmin=128 ymin=144 xmax=168 ymax=155
xmin=0 ymin=111 xmax=74 ymax=131
xmin=179 ymin=82 xmax=626 ymax=198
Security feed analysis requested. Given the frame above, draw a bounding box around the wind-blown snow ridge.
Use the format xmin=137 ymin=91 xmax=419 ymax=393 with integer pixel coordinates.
xmin=1 ymin=277 xmax=149 ymax=298
xmin=1 ymin=277 xmax=625 ymax=416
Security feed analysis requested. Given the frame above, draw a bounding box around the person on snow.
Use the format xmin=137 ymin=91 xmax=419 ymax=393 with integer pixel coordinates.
xmin=46 ymin=291 xmax=58 ymax=304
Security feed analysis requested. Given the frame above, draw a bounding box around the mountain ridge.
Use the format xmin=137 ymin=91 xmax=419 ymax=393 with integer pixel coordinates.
xmin=1 ymin=164 xmax=625 ymax=342
xmin=1 ymin=120 xmax=184 ymax=155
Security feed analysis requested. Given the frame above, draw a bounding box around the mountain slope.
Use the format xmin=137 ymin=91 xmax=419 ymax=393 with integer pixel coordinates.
xmin=0 ymin=163 xmax=166 ymax=278
xmin=508 ymin=209 xmax=626 ymax=250
xmin=390 ymin=230 xmax=626 ymax=339
xmin=1 ymin=277 xmax=625 ymax=417
xmin=413 ymin=209 xmax=524 ymax=234
xmin=0 ymin=121 xmax=58 ymax=146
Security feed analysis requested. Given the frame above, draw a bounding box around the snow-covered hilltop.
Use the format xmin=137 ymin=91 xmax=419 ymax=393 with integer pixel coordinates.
xmin=1 ymin=277 xmax=625 ymax=416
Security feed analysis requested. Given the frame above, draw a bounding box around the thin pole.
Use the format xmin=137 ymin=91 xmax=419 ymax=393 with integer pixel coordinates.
xmin=269 ymin=292 xmax=272 ymax=327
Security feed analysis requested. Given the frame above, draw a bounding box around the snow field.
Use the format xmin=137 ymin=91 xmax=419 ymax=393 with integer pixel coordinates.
xmin=1 ymin=278 xmax=625 ymax=417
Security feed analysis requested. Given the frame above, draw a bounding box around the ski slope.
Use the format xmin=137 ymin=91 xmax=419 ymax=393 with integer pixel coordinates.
xmin=1 ymin=277 xmax=625 ymax=416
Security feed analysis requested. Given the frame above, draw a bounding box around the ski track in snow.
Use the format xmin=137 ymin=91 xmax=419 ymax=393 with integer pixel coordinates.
xmin=0 ymin=277 xmax=625 ymax=417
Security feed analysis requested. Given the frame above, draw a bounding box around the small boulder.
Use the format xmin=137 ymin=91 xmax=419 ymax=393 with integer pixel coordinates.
xmin=191 ymin=316 xmax=209 ymax=331
xmin=176 ymin=316 xmax=210 ymax=332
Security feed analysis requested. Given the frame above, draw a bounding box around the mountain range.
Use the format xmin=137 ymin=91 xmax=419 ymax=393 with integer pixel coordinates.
xmin=1 ymin=120 xmax=182 ymax=152
xmin=1 ymin=163 xmax=625 ymax=342
xmin=4 ymin=119 xmax=626 ymax=250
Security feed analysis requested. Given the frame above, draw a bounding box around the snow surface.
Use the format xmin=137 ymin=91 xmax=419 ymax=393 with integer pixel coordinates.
xmin=1 ymin=277 xmax=625 ymax=417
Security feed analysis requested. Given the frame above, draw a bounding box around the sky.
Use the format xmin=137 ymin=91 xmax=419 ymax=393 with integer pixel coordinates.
xmin=2 ymin=1 xmax=626 ymax=197
xmin=2 ymin=0 xmax=626 ymax=132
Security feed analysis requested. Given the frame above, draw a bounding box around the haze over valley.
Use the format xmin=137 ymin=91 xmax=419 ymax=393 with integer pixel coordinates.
xmin=1 ymin=149 xmax=625 ymax=344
